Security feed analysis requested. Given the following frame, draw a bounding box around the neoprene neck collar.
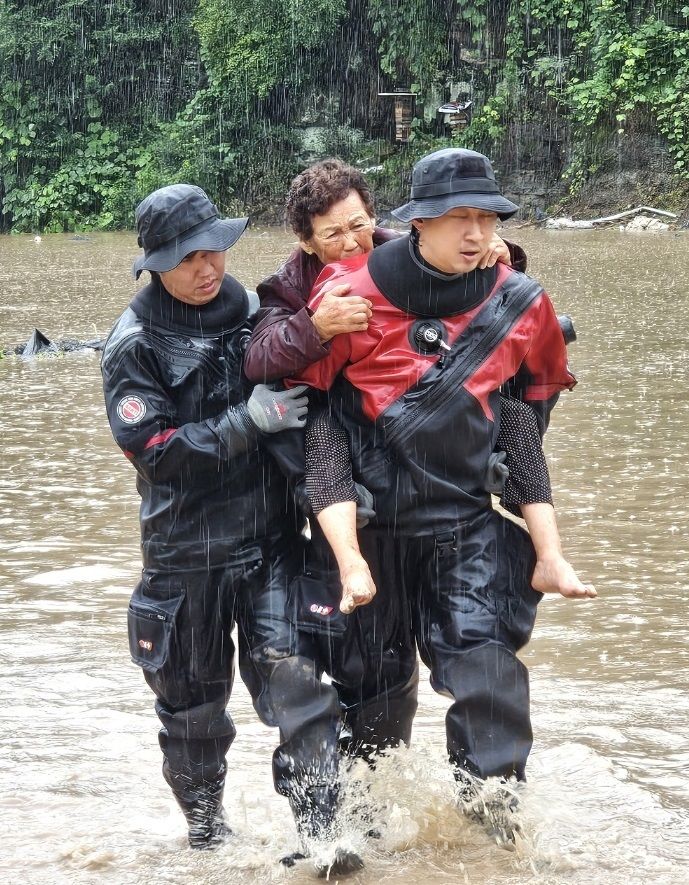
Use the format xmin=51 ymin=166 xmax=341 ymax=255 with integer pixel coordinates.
xmin=368 ymin=235 xmax=497 ymax=318
xmin=130 ymin=274 xmax=248 ymax=337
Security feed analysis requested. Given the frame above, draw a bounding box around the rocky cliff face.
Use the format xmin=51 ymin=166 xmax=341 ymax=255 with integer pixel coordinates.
xmin=500 ymin=131 xmax=686 ymax=219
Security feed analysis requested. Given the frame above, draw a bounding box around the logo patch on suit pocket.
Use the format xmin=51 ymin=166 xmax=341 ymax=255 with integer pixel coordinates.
xmin=309 ymin=603 xmax=334 ymax=616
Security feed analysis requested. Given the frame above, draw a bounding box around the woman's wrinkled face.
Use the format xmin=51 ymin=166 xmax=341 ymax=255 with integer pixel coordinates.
xmin=301 ymin=190 xmax=376 ymax=264
xmin=160 ymin=250 xmax=227 ymax=306
xmin=413 ymin=207 xmax=498 ymax=274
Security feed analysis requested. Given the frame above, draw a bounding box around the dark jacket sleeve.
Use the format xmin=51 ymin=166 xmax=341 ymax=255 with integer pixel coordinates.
xmin=505 ymin=239 xmax=527 ymax=273
xmin=244 ymin=298 xmax=330 ymax=382
xmin=243 ymin=248 xmax=329 ymax=382
xmin=102 ymin=337 xmax=258 ymax=485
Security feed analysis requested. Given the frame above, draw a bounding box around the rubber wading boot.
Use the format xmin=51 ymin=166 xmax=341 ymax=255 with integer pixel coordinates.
xmin=279 ymin=851 xmax=308 ymax=868
xmin=279 ymin=848 xmax=364 ymax=879
xmin=187 ymin=810 xmax=232 ymax=850
xmin=289 ymin=784 xmax=339 ymax=842
xmin=288 ymin=785 xmax=364 ymax=877
xmin=314 ymin=847 xmax=364 ymax=879
xmin=176 ymin=782 xmax=232 ymax=850
xmin=455 ymin=771 xmax=523 ymax=848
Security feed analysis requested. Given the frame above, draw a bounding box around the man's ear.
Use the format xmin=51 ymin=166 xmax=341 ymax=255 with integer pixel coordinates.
xmin=411 ymin=219 xmax=424 ymax=234
xmin=299 ymin=239 xmax=315 ymax=255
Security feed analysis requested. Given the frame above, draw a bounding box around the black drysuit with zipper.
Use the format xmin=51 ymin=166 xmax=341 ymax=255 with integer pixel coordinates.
xmin=101 ymin=274 xmax=341 ymax=842
xmin=294 ymin=236 xmax=577 ymax=782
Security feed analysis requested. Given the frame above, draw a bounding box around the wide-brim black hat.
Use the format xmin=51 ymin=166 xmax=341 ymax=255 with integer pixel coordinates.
xmin=132 ymin=184 xmax=248 ymax=279
xmin=391 ymin=148 xmax=519 ymax=222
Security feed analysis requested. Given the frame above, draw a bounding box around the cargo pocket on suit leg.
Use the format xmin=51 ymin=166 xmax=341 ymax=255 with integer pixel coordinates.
xmin=287 ymin=571 xmax=348 ymax=637
xmin=127 ymin=581 xmax=186 ymax=674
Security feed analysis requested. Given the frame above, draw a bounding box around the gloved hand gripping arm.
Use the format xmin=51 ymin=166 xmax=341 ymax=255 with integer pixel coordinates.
xmin=213 ymin=384 xmax=309 ymax=456
xmin=103 ymin=335 xmax=309 ymax=482
xmin=245 ymin=383 xmax=309 ymax=432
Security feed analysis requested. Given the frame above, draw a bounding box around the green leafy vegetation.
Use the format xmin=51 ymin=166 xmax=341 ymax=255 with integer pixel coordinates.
xmin=1 ymin=0 xmax=687 ymax=231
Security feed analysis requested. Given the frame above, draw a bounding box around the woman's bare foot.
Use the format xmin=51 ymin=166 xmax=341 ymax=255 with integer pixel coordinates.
xmin=339 ymin=559 xmax=377 ymax=613
xmin=531 ymin=554 xmax=597 ymax=599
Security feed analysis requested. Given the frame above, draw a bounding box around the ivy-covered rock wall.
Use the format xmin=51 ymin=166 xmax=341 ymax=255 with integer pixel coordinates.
xmin=1 ymin=0 xmax=687 ymax=231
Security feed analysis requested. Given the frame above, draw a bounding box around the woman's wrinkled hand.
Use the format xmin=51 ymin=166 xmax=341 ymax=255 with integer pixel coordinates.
xmin=478 ymin=235 xmax=512 ymax=269
xmin=311 ymin=284 xmax=373 ymax=342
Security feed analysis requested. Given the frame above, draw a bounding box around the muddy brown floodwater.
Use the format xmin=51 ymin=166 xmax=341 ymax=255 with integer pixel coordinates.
xmin=1 ymin=228 xmax=688 ymax=884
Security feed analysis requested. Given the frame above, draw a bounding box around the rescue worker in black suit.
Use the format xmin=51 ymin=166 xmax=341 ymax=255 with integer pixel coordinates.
xmin=101 ymin=185 xmax=349 ymax=871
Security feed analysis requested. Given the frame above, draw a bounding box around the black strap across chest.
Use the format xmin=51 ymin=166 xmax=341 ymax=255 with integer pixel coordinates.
xmin=383 ymin=273 xmax=544 ymax=449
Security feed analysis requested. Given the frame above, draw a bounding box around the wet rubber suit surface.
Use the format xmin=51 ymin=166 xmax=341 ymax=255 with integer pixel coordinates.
xmin=245 ymin=230 xmax=547 ymax=765
xmin=244 ymin=231 xmax=530 ymax=762
xmin=245 ymin=229 xmax=428 ymax=760
xmin=243 ymin=228 xmax=526 ymax=383
xmin=101 ymin=275 xmax=341 ymax=841
xmin=293 ymin=235 xmax=576 ymax=781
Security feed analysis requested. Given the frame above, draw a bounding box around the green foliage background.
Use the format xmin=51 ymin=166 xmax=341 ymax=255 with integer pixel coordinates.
xmin=1 ymin=0 xmax=687 ymax=231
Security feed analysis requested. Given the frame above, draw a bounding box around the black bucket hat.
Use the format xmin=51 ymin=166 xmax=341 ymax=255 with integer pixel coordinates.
xmin=132 ymin=184 xmax=248 ymax=279
xmin=391 ymin=148 xmax=519 ymax=222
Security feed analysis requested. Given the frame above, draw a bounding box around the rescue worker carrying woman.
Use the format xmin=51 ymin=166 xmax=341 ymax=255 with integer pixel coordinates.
xmin=243 ymin=163 xmax=535 ymax=761
xmin=244 ymin=158 xmax=593 ymax=784
xmin=100 ymin=185 xmax=347 ymax=869
xmin=291 ymin=148 xmax=596 ymax=839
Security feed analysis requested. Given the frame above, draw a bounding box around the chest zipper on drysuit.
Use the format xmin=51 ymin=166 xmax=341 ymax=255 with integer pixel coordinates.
xmin=149 ymin=329 xmax=248 ymax=388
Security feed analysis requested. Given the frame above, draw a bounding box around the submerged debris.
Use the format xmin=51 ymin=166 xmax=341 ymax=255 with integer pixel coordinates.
xmin=6 ymin=328 xmax=105 ymax=358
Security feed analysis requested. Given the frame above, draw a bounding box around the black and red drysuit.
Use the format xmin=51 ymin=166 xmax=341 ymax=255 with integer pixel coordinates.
xmin=101 ymin=275 xmax=341 ymax=844
xmin=292 ymin=234 xmax=576 ymax=782
xmin=244 ymin=229 xmax=540 ymax=764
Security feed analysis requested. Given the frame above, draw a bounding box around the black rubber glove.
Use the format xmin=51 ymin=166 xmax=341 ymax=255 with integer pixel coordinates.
xmin=485 ymin=450 xmax=509 ymax=494
xmin=246 ymin=384 xmax=309 ymax=433
xmin=354 ymin=482 xmax=376 ymax=529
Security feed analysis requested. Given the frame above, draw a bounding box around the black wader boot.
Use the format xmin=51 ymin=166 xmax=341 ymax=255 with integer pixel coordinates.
xmin=162 ymin=755 xmax=231 ymax=850
xmin=453 ymin=765 xmax=523 ymax=847
xmin=338 ymin=663 xmax=419 ymax=763
xmin=280 ymin=783 xmax=363 ymax=877
xmin=262 ymin=654 xmax=361 ymax=874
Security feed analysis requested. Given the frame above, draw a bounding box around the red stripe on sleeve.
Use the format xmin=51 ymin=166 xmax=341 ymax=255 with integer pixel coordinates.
xmin=144 ymin=428 xmax=177 ymax=450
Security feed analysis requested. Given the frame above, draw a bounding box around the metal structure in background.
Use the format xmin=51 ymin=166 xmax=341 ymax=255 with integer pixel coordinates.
xmin=438 ymin=81 xmax=473 ymax=133
xmin=437 ymin=99 xmax=473 ymax=132
xmin=378 ymin=90 xmax=417 ymax=143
